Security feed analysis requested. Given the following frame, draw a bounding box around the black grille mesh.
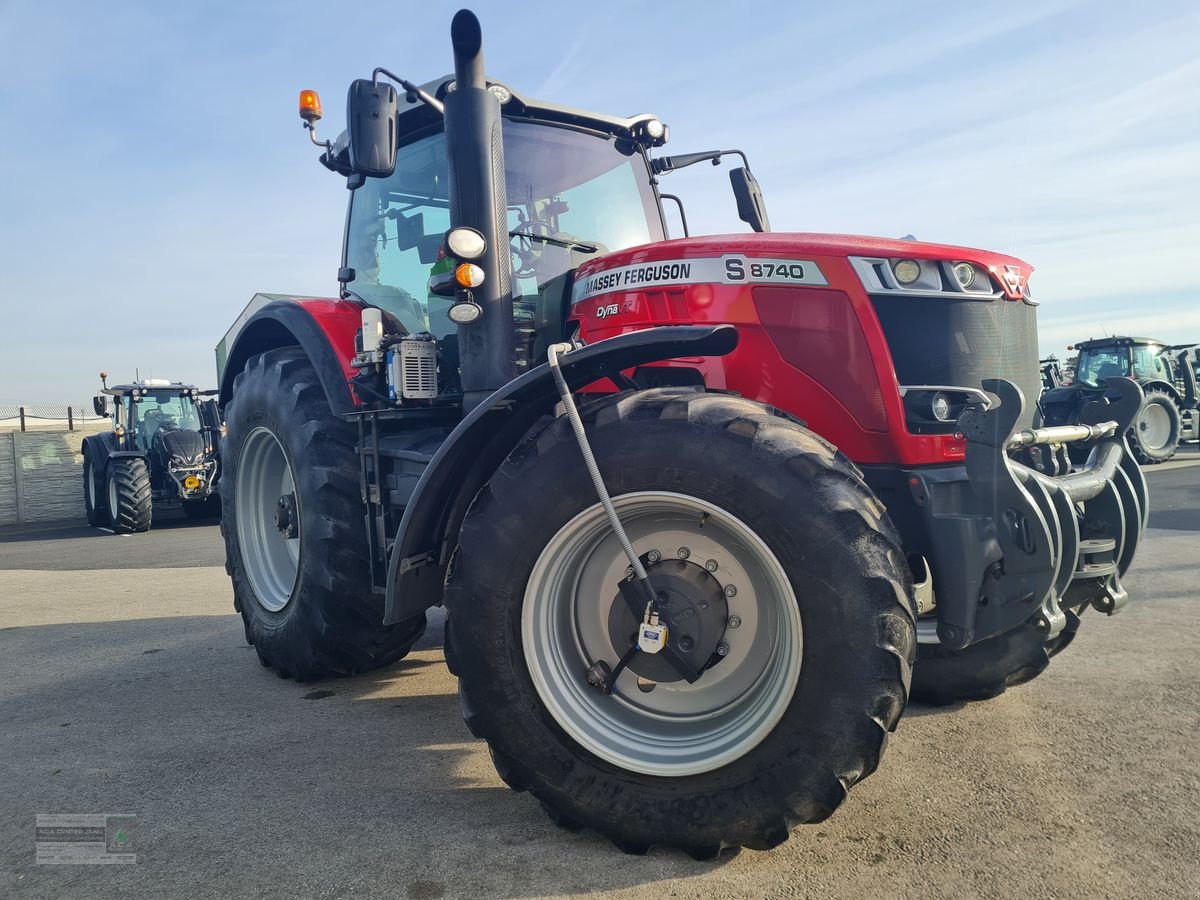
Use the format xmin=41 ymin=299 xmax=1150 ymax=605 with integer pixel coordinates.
xmin=870 ymin=296 xmax=1041 ymax=429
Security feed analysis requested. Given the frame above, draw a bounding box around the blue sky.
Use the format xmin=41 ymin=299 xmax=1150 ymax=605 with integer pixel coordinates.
xmin=1 ymin=0 xmax=1197 ymax=402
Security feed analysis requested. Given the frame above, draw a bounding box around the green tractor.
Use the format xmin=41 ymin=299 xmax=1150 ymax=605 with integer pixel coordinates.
xmin=82 ymin=375 xmax=223 ymax=533
xmin=1043 ymin=336 xmax=1199 ymax=464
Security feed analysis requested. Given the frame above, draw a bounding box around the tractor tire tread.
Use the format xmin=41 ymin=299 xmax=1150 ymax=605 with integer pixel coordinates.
xmin=446 ymin=388 xmax=915 ymax=856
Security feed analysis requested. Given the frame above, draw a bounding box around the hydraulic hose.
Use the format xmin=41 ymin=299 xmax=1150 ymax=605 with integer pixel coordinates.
xmin=546 ymin=342 xmax=705 ymax=687
xmin=546 ymin=343 xmax=653 ymax=591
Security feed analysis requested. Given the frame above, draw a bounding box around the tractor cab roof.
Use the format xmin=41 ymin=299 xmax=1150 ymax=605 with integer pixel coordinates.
xmin=320 ymin=75 xmax=665 ymax=175
xmin=1072 ymin=336 xmax=1163 ymax=351
xmin=102 ymin=380 xmax=210 ymax=397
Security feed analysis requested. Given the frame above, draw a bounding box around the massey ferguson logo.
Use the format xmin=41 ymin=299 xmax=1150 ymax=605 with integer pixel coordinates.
xmin=1003 ymin=265 xmax=1025 ymax=296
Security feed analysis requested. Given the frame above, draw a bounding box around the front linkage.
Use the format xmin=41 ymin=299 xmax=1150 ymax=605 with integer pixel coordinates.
xmin=913 ymin=377 xmax=1146 ymax=651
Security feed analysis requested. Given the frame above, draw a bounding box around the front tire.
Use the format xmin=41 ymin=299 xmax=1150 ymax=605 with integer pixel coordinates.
xmin=446 ymin=390 xmax=915 ymax=855
xmin=107 ymin=457 xmax=152 ymax=534
xmin=220 ymin=348 xmax=426 ymax=680
xmin=911 ymin=613 xmax=1079 ymax=706
xmin=1128 ymin=390 xmax=1181 ymax=464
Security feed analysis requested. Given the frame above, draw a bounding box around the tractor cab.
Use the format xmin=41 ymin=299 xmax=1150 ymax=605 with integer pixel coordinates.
xmin=1071 ymin=337 xmax=1173 ymax=388
xmin=341 ymin=111 xmax=666 ymax=378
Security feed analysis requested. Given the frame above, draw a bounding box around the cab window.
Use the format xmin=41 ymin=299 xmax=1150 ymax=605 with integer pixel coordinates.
xmin=1130 ymin=345 xmax=1166 ymax=379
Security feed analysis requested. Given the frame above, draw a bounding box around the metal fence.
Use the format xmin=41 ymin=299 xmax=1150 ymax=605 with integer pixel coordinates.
xmin=0 ymin=404 xmax=106 ymax=433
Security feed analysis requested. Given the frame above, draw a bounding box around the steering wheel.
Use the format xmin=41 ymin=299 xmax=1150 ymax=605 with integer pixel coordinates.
xmin=510 ymin=219 xmax=554 ymax=279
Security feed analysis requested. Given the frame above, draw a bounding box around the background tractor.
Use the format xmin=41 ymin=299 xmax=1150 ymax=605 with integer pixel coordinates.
xmin=1043 ymin=336 xmax=1199 ymax=464
xmin=215 ymin=10 xmax=1145 ymax=855
xmin=82 ymin=375 xmax=223 ymax=533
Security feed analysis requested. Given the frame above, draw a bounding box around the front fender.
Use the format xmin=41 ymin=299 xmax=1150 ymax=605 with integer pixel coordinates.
xmin=217 ymin=298 xmax=361 ymax=416
xmin=383 ymin=324 xmax=739 ymax=623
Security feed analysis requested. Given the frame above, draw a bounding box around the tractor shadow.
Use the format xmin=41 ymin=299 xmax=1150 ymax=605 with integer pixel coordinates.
xmin=1 ymin=607 xmax=733 ymax=898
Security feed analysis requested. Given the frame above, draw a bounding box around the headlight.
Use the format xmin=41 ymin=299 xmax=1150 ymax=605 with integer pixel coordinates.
xmin=448 ymin=301 xmax=483 ymax=325
xmin=931 ymin=392 xmax=952 ymax=421
xmin=900 ymin=386 xmax=991 ymax=433
xmin=952 ymin=262 xmax=976 ymax=289
xmin=893 ymin=259 xmax=921 ymax=285
xmin=445 ymin=227 xmax=486 ymax=260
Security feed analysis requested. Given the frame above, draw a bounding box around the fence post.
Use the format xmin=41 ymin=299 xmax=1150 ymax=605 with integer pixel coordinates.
xmin=68 ymin=406 xmax=74 ymax=431
xmin=12 ymin=430 xmax=25 ymax=524
xmin=19 ymin=406 xmax=26 ymax=432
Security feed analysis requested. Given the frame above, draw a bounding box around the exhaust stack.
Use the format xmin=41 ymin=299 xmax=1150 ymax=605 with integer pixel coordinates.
xmin=444 ymin=9 xmax=515 ymax=406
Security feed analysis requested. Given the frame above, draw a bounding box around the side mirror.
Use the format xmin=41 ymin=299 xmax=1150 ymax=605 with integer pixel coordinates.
xmin=92 ymin=395 xmax=108 ymax=417
xmin=346 ymin=79 xmax=399 ymax=178
xmin=730 ymin=167 xmax=771 ymax=233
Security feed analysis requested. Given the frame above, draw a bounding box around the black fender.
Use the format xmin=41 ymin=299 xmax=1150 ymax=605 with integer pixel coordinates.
xmin=383 ymin=324 xmax=740 ymax=624
xmin=217 ymin=301 xmax=355 ymax=416
xmin=80 ymin=432 xmax=120 ymax=470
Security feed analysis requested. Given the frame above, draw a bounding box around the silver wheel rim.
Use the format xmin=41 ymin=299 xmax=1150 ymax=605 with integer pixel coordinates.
xmin=87 ymin=464 xmax=98 ymax=509
xmin=522 ymin=491 xmax=802 ymax=777
xmin=107 ymin=472 xmax=118 ymax=520
xmin=1139 ymin=403 xmax=1171 ymax=450
xmin=235 ymin=426 xmax=299 ymax=612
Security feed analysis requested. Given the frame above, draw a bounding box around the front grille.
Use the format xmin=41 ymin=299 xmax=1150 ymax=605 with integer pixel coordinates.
xmin=870 ymin=296 xmax=1040 ymax=429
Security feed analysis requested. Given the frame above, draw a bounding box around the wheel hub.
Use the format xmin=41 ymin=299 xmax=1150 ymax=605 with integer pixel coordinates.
xmin=274 ymin=493 xmax=298 ymax=539
xmin=607 ymin=557 xmax=728 ymax=683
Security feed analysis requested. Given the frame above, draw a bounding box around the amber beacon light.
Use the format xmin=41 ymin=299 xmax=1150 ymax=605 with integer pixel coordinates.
xmin=298 ymin=89 xmax=323 ymax=123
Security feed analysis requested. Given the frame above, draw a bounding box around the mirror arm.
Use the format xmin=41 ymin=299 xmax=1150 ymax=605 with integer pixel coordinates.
xmin=372 ymin=67 xmax=445 ymax=114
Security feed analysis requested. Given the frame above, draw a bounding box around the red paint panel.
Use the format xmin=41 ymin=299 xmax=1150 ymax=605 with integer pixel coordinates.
xmin=750 ymin=286 xmax=888 ymax=433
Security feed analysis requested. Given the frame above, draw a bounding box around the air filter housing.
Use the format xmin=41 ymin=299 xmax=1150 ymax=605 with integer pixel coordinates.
xmin=388 ymin=335 xmax=438 ymax=401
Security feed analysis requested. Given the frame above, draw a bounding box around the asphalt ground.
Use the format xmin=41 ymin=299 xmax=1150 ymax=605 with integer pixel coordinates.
xmin=1 ymin=448 xmax=1198 ymax=899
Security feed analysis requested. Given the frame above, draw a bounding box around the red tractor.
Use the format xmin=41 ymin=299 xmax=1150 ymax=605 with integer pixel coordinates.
xmin=216 ymin=10 xmax=1146 ymax=856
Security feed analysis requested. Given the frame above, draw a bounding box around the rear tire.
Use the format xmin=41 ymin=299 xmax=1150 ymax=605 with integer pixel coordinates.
xmin=1128 ymin=390 xmax=1181 ymax=464
xmin=446 ymin=390 xmax=915 ymax=855
xmin=220 ymin=347 xmax=426 ymax=680
xmin=107 ymin=457 xmax=152 ymax=534
xmin=911 ymin=613 xmax=1079 ymax=706
xmin=83 ymin=457 xmax=108 ymax=528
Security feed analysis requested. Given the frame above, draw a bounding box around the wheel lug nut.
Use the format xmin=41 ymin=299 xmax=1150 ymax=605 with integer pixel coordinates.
xmin=724 ymin=584 xmax=738 ymax=598
xmin=716 ymin=642 xmax=729 ymax=657
xmin=647 ymin=550 xmax=661 ymax=563
xmin=705 ymin=559 xmax=718 ymax=572
xmin=625 ymin=567 xmax=634 ymax=578
xmin=728 ymin=615 xmax=742 ymax=629
xmin=677 ymin=547 xmax=690 ymax=559
xmin=680 ymin=636 xmax=694 ymax=651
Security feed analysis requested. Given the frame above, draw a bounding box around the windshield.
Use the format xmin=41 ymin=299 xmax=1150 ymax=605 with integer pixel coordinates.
xmin=1074 ymin=346 xmax=1130 ymax=387
xmin=124 ymin=392 xmax=202 ymax=450
xmin=346 ymin=121 xmax=664 ymax=373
